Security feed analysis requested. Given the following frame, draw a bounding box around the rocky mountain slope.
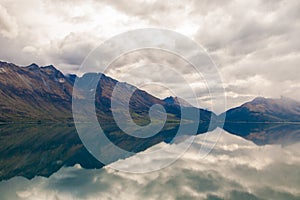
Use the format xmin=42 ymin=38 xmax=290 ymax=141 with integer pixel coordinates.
xmin=221 ymin=97 xmax=300 ymax=122
xmin=0 ymin=61 xmax=214 ymax=126
xmin=0 ymin=62 xmax=73 ymax=122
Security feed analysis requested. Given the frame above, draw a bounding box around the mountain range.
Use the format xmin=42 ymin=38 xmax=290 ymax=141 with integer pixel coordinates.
xmin=0 ymin=60 xmax=214 ymax=180
xmin=0 ymin=61 xmax=215 ymax=127
xmin=1 ymin=60 xmax=300 ymax=180
xmin=1 ymin=60 xmax=300 ymax=124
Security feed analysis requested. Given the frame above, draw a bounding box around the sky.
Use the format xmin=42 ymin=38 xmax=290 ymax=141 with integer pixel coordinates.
xmin=0 ymin=129 xmax=299 ymax=200
xmin=0 ymin=0 xmax=300 ymax=110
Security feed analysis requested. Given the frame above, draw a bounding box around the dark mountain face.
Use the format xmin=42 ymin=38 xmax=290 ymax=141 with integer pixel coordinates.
xmin=0 ymin=62 xmax=160 ymax=122
xmin=0 ymin=61 xmax=74 ymax=122
xmin=0 ymin=61 xmax=214 ymax=126
xmin=222 ymin=97 xmax=300 ymax=122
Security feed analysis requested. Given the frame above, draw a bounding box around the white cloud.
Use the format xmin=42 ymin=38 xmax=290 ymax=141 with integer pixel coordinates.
xmin=0 ymin=4 xmax=18 ymax=38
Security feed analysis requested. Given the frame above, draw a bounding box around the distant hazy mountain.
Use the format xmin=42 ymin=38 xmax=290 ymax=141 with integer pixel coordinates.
xmin=221 ymin=97 xmax=300 ymax=122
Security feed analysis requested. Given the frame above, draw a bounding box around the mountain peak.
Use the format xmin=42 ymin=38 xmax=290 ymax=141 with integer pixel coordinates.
xmin=0 ymin=61 xmax=8 ymax=66
xmin=163 ymin=96 xmax=192 ymax=107
xmin=41 ymin=65 xmax=57 ymax=71
xmin=40 ymin=65 xmax=63 ymax=76
xmin=164 ymin=96 xmax=176 ymax=103
xmin=252 ymin=96 xmax=266 ymax=101
xmin=249 ymin=96 xmax=269 ymax=104
xmin=26 ymin=63 xmax=40 ymax=70
xmin=0 ymin=61 xmax=18 ymax=68
xmin=250 ymin=96 xmax=299 ymax=105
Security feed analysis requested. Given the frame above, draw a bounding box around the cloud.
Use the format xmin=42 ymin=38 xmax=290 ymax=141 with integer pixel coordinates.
xmin=190 ymin=0 xmax=300 ymax=108
xmin=0 ymin=0 xmax=149 ymax=73
xmin=0 ymin=129 xmax=299 ymax=200
xmin=0 ymin=4 xmax=18 ymax=38
xmin=0 ymin=0 xmax=299 ymax=108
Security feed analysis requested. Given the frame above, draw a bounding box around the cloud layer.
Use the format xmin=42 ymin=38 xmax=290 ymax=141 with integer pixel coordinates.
xmin=0 ymin=129 xmax=299 ymax=200
xmin=0 ymin=0 xmax=299 ymax=109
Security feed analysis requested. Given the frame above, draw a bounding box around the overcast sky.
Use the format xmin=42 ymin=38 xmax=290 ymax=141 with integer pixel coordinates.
xmin=0 ymin=0 xmax=299 ymax=110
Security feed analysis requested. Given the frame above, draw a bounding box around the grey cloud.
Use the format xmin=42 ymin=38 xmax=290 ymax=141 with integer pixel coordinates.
xmin=194 ymin=1 xmax=297 ymax=56
xmin=102 ymin=0 xmax=300 ymax=107
xmin=226 ymin=190 xmax=262 ymax=200
xmin=256 ymin=187 xmax=300 ymax=200
xmin=191 ymin=0 xmax=300 ymax=106
xmin=99 ymin=0 xmax=185 ymax=26
xmin=46 ymin=32 xmax=99 ymax=71
xmin=0 ymin=0 xmax=299 ymax=108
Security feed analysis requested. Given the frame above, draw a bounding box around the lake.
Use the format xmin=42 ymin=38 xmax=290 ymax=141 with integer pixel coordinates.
xmin=0 ymin=124 xmax=299 ymax=200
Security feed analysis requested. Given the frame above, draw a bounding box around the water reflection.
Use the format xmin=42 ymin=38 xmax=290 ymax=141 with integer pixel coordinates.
xmin=223 ymin=122 xmax=300 ymax=145
xmin=0 ymin=123 xmax=103 ymax=181
xmin=0 ymin=122 xmax=299 ymax=180
xmin=0 ymin=128 xmax=299 ymax=200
